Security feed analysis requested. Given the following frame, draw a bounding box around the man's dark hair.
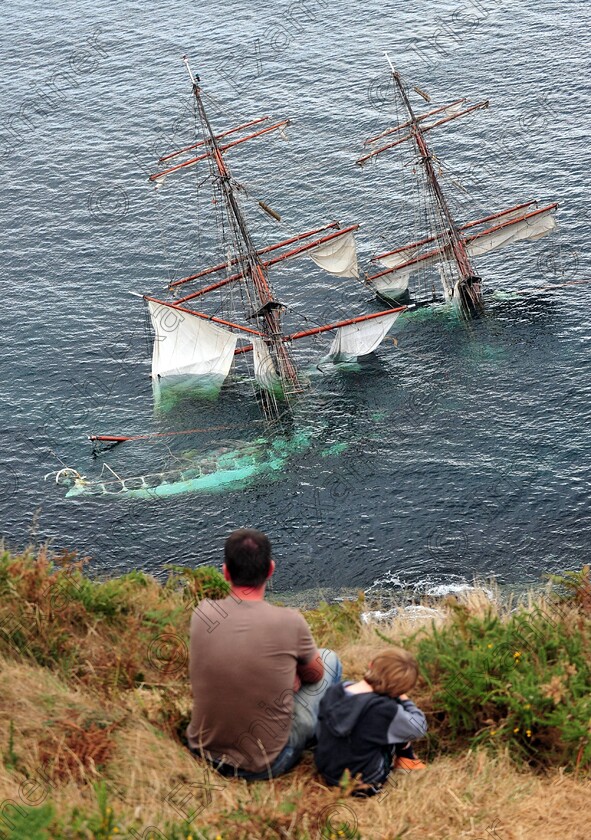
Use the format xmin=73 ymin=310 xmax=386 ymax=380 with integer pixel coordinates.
xmin=224 ymin=528 xmax=272 ymax=587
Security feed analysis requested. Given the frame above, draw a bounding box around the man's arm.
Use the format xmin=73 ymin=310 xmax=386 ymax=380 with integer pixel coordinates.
xmin=296 ymin=649 xmax=324 ymax=684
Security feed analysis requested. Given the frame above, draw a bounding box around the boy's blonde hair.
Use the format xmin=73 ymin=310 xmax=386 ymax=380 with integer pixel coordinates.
xmin=364 ymin=647 xmax=419 ymax=698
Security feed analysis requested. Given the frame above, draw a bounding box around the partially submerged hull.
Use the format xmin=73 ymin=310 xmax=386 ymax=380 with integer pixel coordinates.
xmin=60 ymin=432 xmax=313 ymax=499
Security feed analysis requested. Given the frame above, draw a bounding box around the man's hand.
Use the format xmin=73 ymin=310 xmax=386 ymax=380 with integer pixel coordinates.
xmin=296 ymin=650 xmax=324 ymax=684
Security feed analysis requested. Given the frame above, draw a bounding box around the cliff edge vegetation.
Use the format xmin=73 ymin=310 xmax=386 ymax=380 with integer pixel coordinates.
xmin=0 ymin=547 xmax=590 ymax=839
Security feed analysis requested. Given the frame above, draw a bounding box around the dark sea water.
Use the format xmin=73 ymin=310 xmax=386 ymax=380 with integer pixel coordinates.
xmin=1 ymin=0 xmax=589 ymax=595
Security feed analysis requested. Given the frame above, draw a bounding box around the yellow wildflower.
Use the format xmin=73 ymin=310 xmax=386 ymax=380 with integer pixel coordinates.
xmin=526 ymin=730 xmax=532 ymax=737
xmin=487 ymin=643 xmax=493 ymax=649
xmin=513 ymin=727 xmax=519 ymax=733
xmin=524 ymin=703 xmax=531 ymax=710
xmin=513 ymin=651 xmax=521 ymax=658
xmin=491 ymin=730 xmax=497 ymax=735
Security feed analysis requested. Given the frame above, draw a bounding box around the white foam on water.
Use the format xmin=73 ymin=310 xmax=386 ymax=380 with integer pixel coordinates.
xmin=366 ymin=571 xmax=497 ymax=600
xmin=362 ymin=604 xmax=444 ymax=624
xmin=425 ymin=583 xmax=495 ymax=599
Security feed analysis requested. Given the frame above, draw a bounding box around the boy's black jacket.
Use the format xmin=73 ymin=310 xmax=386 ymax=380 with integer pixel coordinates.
xmin=314 ymin=683 xmax=402 ymax=786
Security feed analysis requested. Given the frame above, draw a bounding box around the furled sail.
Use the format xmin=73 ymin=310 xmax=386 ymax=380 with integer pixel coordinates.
xmin=148 ymin=300 xmax=238 ymax=381
xmin=364 ymin=99 xmax=468 ymax=147
xmin=420 ymin=99 xmax=482 ymax=130
xmin=325 ymin=310 xmax=401 ymax=362
xmin=441 ymin=100 xmax=468 ymax=118
xmin=466 ymin=206 xmax=557 ymax=258
xmin=373 ymin=232 xmax=450 ymax=295
xmin=462 ymin=202 xmax=537 ymax=231
xmin=370 ymin=248 xmax=443 ymax=295
xmin=378 ymin=244 xmax=424 ymax=269
xmin=376 ymin=203 xmax=540 ymax=269
xmin=369 ymin=206 xmax=557 ymax=296
xmin=252 ymin=338 xmax=282 ymax=392
xmin=305 ymin=230 xmax=359 ymax=278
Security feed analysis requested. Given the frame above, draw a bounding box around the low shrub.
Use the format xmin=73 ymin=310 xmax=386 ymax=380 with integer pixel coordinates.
xmin=0 ymin=547 xmax=228 ymax=695
xmin=416 ymin=596 xmax=591 ymax=770
xmin=304 ymin=597 xmax=364 ymax=649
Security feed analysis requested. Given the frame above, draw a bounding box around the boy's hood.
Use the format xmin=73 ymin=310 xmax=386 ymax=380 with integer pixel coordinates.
xmin=321 ymin=684 xmax=389 ymax=737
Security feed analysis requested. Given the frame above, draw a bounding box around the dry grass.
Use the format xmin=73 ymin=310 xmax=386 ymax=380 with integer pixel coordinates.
xmin=1 ymin=605 xmax=590 ymax=840
xmin=1 ymin=553 xmax=590 ymax=838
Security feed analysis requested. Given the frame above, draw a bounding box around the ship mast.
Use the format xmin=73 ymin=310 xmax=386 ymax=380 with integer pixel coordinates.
xmin=182 ymin=56 xmax=302 ymax=399
xmin=143 ymin=59 xmax=407 ymax=420
xmin=384 ymin=53 xmax=484 ymax=315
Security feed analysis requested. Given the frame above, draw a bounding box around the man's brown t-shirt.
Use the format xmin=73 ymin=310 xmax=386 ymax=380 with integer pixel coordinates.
xmin=187 ymin=596 xmax=317 ymax=773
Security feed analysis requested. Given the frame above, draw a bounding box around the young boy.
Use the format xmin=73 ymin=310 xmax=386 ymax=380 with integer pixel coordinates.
xmin=314 ymin=647 xmax=427 ymax=791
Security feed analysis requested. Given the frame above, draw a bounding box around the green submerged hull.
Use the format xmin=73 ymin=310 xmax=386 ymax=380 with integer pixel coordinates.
xmin=63 ymin=431 xmax=314 ymax=500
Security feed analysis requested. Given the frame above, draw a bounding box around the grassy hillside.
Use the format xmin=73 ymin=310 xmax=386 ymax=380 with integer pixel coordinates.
xmin=0 ymin=547 xmax=590 ymax=839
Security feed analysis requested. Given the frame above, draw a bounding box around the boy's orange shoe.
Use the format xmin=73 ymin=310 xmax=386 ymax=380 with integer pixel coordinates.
xmin=393 ymin=756 xmax=426 ymax=771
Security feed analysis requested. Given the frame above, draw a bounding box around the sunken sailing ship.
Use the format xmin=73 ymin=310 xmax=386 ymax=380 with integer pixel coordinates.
xmin=53 ymin=57 xmax=404 ymax=499
xmin=144 ymin=56 xmax=404 ymax=423
xmin=358 ymin=54 xmax=558 ymax=316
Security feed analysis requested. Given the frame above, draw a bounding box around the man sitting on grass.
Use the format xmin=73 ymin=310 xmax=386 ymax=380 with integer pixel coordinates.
xmin=315 ymin=647 xmax=427 ymax=793
xmin=187 ymin=528 xmax=342 ymax=779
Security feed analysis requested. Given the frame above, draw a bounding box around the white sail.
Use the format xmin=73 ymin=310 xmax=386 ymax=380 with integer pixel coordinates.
xmin=326 ymin=311 xmax=401 ymax=362
xmin=370 ymin=269 xmax=413 ymax=297
xmin=370 ymin=249 xmax=442 ymax=297
xmin=442 ymin=101 xmax=467 ymax=117
xmin=467 ymin=208 xmax=557 ymax=258
xmin=421 ymin=100 xmax=469 ymax=128
xmin=377 ymin=205 xmax=538 ymax=270
xmin=378 ymin=244 xmax=424 ymax=269
xmin=370 ymin=207 xmax=557 ymax=299
xmin=252 ymin=338 xmax=281 ymax=392
xmin=148 ymin=300 xmax=237 ymax=381
xmin=306 ymin=231 xmax=359 ymax=278
xmin=466 ymin=203 xmax=537 ymax=229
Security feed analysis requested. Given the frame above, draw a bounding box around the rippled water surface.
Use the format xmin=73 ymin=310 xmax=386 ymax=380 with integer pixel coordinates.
xmin=1 ymin=0 xmax=589 ymax=593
